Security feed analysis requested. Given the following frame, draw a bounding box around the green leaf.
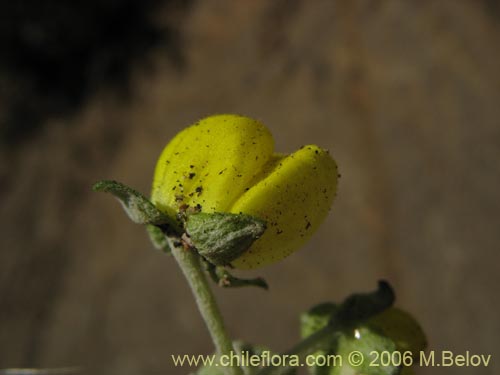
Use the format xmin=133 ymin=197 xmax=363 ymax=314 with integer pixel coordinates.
xmin=186 ymin=212 xmax=266 ymax=266
xmin=92 ymin=180 xmax=179 ymax=229
xmin=146 ymin=224 xmax=172 ymax=253
xmin=202 ymin=260 xmax=268 ymax=290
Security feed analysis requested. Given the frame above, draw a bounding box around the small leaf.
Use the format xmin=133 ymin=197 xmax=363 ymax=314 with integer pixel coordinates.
xmin=93 ymin=180 xmax=179 ymax=229
xmin=146 ymin=224 xmax=172 ymax=253
xmin=202 ymin=260 xmax=268 ymax=290
xmin=186 ymin=212 xmax=266 ymax=266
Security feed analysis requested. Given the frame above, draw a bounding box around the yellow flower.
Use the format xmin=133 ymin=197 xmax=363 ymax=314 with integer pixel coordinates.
xmin=151 ymin=114 xmax=338 ymax=269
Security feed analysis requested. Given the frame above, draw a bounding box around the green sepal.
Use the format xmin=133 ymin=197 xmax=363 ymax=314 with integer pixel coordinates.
xmin=202 ymin=259 xmax=268 ymax=290
xmin=186 ymin=212 xmax=267 ymax=266
xmin=92 ymin=180 xmax=179 ymax=231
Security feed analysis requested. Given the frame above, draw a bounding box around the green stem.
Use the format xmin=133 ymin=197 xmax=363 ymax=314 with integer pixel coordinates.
xmin=168 ymin=237 xmax=243 ymax=375
xmin=257 ymin=323 xmax=340 ymax=375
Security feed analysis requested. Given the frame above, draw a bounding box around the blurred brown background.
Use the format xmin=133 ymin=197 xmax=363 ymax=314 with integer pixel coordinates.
xmin=1 ymin=1 xmax=499 ymax=374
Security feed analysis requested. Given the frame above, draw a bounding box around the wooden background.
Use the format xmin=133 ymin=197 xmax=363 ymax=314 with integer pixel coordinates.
xmin=1 ymin=1 xmax=499 ymax=374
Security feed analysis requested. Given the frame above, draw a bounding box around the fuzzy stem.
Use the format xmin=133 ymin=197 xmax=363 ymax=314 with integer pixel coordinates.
xmin=168 ymin=237 xmax=243 ymax=375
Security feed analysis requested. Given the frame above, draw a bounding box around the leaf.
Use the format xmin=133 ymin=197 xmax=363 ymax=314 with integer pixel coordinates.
xmin=146 ymin=224 xmax=172 ymax=253
xmin=202 ymin=259 xmax=268 ymax=290
xmin=93 ymin=180 xmax=179 ymax=230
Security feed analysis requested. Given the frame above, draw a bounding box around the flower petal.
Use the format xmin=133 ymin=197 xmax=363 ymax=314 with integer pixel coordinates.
xmin=230 ymin=145 xmax=338 ymax=269
xmin=151 ymin=114 xmax=274 ymax=215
